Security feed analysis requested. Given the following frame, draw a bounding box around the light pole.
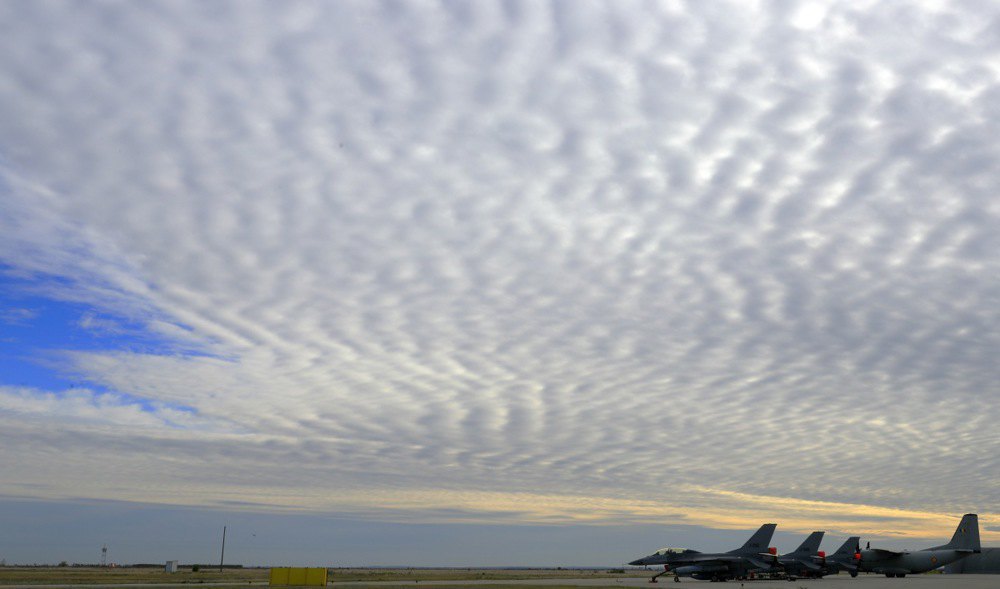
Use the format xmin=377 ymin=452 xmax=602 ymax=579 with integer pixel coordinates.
xmin=219 ymin=526 xmax=227 ymax=572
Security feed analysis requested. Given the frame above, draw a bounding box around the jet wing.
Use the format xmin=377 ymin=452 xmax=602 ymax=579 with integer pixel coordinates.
xmin=681 ymin=554 xmax=746 ymax=563
xmin=743 ymin=557 xmax=776 ymax=570
xmin=684 ymin=554 xmax=777 ymax=574
xmin=673 ymin=554 xmax=769 ymax=568
xmin=780 ymin=557 xmax=821 ymax=570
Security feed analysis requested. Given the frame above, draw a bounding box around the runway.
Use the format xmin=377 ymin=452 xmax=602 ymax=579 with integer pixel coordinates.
xmin=4 ymin=575 xmax=1000 ymax=589
xmin=331 ymin=575 xmax=1000 ymax=588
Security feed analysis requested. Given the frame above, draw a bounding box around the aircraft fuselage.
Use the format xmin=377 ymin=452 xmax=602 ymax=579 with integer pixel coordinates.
xmin=859 ymin=548 xmax=970 ymax=576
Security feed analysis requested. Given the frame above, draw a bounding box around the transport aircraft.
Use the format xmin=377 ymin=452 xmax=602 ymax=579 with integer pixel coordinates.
xmin=628 ymin=523 xmax=777 ymax=582
xmin=857 ymin=513 xmax=980 ymax=577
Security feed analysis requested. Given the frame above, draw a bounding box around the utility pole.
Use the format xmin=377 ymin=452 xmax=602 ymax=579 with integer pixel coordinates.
xmin=219 ymin=526 xmax=226 ymax=572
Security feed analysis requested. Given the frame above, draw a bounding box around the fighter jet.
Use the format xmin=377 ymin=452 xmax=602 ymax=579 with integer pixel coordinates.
xmin=757 ymin=533 xmax=861 ymax=579
xmin=628 ymin=523 xmax=777 ymax=582
xmin=857 ymin=513 xmax=980 ymax=578
xmin=772 ymin=531 xmax=828 ymax=579
xmin=820 ymin=536 xmax=862 ymax=577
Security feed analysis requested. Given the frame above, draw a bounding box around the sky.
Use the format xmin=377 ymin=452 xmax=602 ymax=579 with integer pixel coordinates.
xmin=1 ymin=0 xmax=999 ymax=567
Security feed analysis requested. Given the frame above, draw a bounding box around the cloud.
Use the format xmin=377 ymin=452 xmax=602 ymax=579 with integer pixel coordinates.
xmin=76 ymin=311 xmax=125 ymax=335
xmin=0 ymin=0 xmax=998 ymax=539
xmin=0 ymin=307 xmax=37 ymax=325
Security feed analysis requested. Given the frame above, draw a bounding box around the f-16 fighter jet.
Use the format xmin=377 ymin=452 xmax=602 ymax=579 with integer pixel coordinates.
xmin=629 ymin=523 xmax=777 ymax=582
xmin=820 ymin=536 xmax=862 ymax=577
xmin=772 ymin=531 xmax=828 ymax=579
xmin=758 ymin=532 xmax=863 ymax=579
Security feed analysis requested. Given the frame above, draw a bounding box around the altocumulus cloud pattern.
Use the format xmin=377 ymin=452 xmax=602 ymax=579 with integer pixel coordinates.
xmin=0 ymin=0 xmax=998 ymax=538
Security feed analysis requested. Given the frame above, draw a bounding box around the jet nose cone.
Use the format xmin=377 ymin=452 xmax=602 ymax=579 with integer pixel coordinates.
xmin=628 ymin=558 xmax=646 ymax=566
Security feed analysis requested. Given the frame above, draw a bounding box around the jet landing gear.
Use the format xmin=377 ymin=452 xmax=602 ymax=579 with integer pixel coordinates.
xmin=647 ymin=566 xmax=676 ymax=583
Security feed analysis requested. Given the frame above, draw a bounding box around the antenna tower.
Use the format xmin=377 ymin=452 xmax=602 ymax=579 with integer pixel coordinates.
xmin=101 ymin=545 xmax=108 ymax=567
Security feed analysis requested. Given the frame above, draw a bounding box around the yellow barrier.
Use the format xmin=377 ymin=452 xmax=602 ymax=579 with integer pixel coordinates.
xmin=305 ymin=569 xmax=327 ymax=586
xmin=269 ymin=567 xmax=327 ymax=586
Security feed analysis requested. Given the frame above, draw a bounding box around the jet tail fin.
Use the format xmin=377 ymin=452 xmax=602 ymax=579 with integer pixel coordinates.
xmin=833 ymin=536 xmax=861 ymax=556
xmin=793 ymin=531 xmax=824 ymax=555
xmin=930 ymin=514 xmax=980 ymax=553
xmin=731 ymin=523 xmax=777 ymax=555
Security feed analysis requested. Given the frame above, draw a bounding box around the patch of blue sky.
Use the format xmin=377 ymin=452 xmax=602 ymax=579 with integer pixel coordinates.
xmin=0 ymin=272 xmax=202 ymax=418
xmin=94 ymin=388 xmax=200 ymax=416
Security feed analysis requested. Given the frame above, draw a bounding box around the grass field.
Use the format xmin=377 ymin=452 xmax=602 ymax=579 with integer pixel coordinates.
xmin=0 ymin=567 xmax=266 ymax=586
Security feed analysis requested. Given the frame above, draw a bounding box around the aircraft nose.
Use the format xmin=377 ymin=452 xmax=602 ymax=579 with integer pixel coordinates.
xmin=628 ymin=558 xmax=646 ymax=566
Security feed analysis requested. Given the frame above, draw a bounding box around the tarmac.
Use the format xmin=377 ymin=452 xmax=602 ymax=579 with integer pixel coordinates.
xmin=332 ymin=576 xmax=1000 ymax=588
xmin=4 ymin=577 xmax=1000 ymax=589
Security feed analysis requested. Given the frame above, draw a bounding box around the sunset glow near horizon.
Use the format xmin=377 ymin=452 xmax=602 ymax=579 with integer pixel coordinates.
xmin=1 ymin=0 xmax=999 ymax=564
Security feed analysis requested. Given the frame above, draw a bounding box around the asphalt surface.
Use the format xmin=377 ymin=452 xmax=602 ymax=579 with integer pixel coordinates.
xmin=4 ymin=576 xmax=1000 ymax=589
xmin=333 ymin=576 xmax=999 ymax=587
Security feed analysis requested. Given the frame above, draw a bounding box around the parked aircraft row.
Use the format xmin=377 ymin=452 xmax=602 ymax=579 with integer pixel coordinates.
xmin=628 ymin=513 xmax=980 ymax=582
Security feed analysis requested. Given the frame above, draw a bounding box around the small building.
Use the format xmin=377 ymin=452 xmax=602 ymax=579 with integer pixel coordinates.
xmin=944 ymin=548 xmax=1000 ymax=574
xmin=165 ymin=561 xmax=179 ymax=573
